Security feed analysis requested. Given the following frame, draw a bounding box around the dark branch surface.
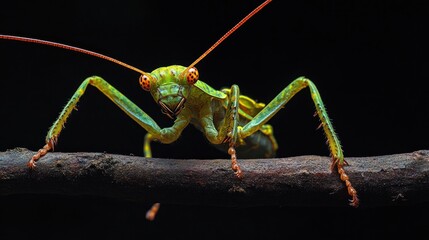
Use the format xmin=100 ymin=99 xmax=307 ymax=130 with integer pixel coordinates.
xmin=1 ymin=147 xmax=429 ymax=207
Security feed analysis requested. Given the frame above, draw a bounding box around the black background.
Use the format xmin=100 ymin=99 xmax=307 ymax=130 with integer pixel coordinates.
xmin=1 ymin=0 xmax=428 ymax=239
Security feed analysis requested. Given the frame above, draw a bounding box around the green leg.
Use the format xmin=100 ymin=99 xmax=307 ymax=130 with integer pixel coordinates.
xmin=200 ymin=84 xmax=242 ymax=178
xmin=29 ymin=76 xmax=190 ymax=167
xmin=225 ymin=85 xmax=242 ymax=178
xmin=143 ymin=133 xmax=154 ymax=158
xmin=239 ymin=76 xmax=359 ymax=207
xmin=259 ymin=124 xmax=279 ymax=153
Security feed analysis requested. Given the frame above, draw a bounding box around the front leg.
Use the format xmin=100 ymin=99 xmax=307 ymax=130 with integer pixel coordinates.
xmin=200 ymin=85 xmax=242 ymax=178
xmin=29 ymin=76 xmax=190 ymax=168
xmin=239 ymin=76 xmax=359 ymax=207
xmin=225 ymin=85 xmax=242 ymax=178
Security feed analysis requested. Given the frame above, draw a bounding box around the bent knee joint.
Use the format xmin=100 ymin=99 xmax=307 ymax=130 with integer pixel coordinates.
xmin=156 ymin=129 xmax=181 ymax=144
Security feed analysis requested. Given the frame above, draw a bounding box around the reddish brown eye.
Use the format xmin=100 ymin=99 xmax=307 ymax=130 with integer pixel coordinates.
xmin=186 ymin=67 xmax=199 ymax=85
xmin=139 ymin=74 xmax=151 ymax=91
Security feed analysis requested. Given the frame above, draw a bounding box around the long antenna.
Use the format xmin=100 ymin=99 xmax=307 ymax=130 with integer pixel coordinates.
xmin=1 ymin=0 xmax=271 ymax=77
xmin=183 ymin=0 xmax=272 ymax=75
xmin=0 ymin=34 xmax=148 ymax=75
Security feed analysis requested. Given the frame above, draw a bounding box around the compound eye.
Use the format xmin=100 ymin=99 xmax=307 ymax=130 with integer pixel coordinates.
xmin=186 ymin=67 xmax=199 ymax=85
xmin=139 ymin=74 xmax=152 ymax=91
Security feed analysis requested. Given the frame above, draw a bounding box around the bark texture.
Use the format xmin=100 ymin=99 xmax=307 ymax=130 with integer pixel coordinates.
xmin=1 ymin=148 xmax=429 ymax=207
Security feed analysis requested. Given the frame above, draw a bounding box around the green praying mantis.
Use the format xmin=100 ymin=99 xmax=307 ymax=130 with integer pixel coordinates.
xmin=0 ymin=0 xmax=359 ymax=219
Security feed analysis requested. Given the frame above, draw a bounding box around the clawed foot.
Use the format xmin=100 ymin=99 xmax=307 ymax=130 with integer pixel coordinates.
xmin=335 ymin=159 xmax=359 ymax=207
xmin=349 ymin=194 xmax=360 ymax=207
xmin=27 ymin=158 xmax=37 ymax=169
xmin=28 ymin=141 xmax=54 ymax=169
xmin=228 ymin=146 xmax=242 ymax=179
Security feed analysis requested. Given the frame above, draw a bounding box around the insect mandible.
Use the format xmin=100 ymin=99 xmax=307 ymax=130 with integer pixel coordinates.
xmin=0 ymin=0 xmax=359 ymax=219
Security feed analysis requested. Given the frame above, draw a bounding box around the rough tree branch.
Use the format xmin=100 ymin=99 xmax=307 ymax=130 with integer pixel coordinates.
xmin=1 ymin=148 xmax=429 ymax=207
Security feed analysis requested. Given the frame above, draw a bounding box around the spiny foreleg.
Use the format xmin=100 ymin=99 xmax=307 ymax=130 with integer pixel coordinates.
xmin=223 ymin=85 xmax=242 ymax=178
xmin=201 ymin=85 xmax=242 ymax=178
xmin=28 ymin=78 xmax=88 ymax=168
xmin=29 ymin=76 xmax=190 ymax=168
xmin=239 ymin=76 xmax=359 ymax=207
